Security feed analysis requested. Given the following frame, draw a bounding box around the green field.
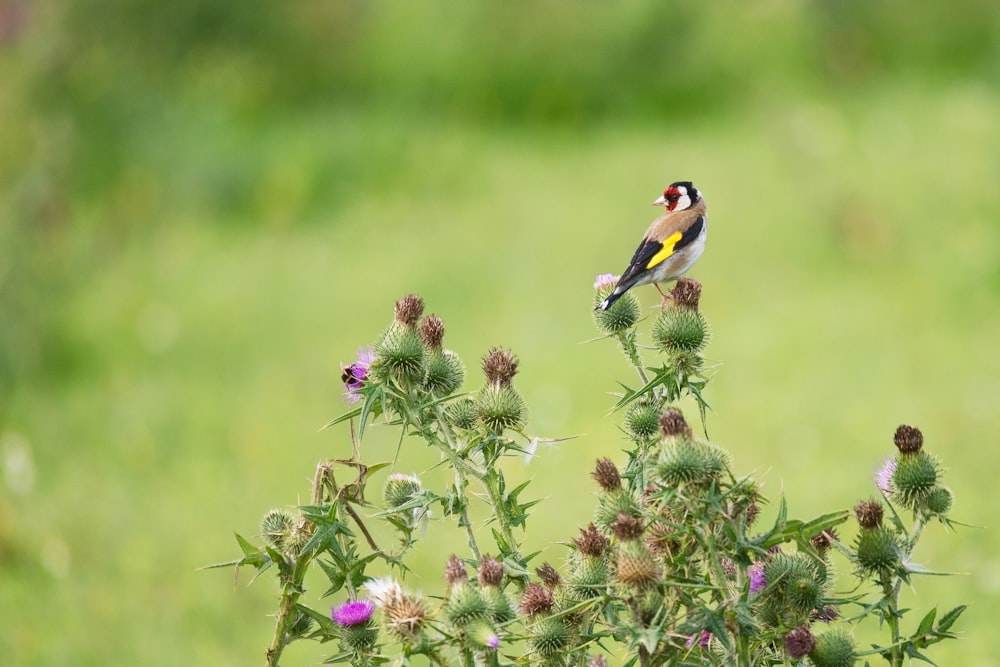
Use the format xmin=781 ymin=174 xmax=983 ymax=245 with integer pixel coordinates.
xmin=3 ymin=3 xmax=999 ymax=665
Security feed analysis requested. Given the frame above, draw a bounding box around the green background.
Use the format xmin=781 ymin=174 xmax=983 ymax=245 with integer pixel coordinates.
xmin=2 ymin=2 xmax=999 ymax=664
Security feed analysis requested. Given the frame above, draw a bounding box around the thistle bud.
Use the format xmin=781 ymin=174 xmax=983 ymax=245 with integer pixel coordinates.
xmin=651 ymin=305 xmax=709 ymax=355
xmin=394 ymin=294 xmax=424 ymax=327
xmin=592 ymin=458 xmax=622 ymax=492
xmin=808 ymin=630 xmax=856 ymax=667
xmin=528 ymin=616 xmax=573 ymax=658
xmin=616 ymin=541 xmax=660 ymax=588
xmin=811 ymin=528 xmax=837 ymax=553
xmin=855 ymin=526 xmax=900 ymax=576
xmin=892 ymin=451 xmax=939 ymax=510
xmin=925 ymin=485 xmax=954 ymax=515
xmin=893 ymin=424 xmax=923 ymax=454
xmin=625 ymin=399 xmax=661 ymax=441
xmin=383 ymin=473 xmax=422 ymax=509
xmin=476 ymin=383 xmax=527 ymax=433
xmin=656 ymin=439 xmax=729 ymax=485
xmin=259 ymin=508 xmax=296 ymax=550
xmin=594 ymin=490 xmax=641 ymax=533
xmin=444 ymin=584 xmax=488 ymax=628
xmin=593 ymin=274 xmax=640 ymax=334
xmin=373 ymin=326 xmax=426 ymax=384
xmin=568 ymin=555 xmax=609 ymax=598
xmin=424 ymin=349 xmax=465 ymax=396
xmin=465 ymin=619 xmax=501 ymax=650
xmin=419 ymin=314 xmax=445 ymax=349
xmin=670 ymin=277 xmax=703 ymax=310
xmin=446 ymin=397 xmax=479 ymax=430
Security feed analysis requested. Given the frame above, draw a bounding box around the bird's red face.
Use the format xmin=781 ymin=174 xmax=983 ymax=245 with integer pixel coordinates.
xmin=652 ymin=181 xmax=698 ymax=211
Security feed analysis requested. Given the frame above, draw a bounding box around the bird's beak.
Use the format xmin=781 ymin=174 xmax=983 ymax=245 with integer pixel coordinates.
xmin=652 ymin=195 xmax=667 ymax=207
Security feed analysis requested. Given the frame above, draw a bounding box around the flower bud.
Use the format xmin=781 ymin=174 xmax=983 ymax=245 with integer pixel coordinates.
xmin=444 ymin=584 xmax=488 ymax=628
xmin=656 ymin=440 xmax=729 ymax=486
xmin=445 ymin=554 xmax=469 ymax=587
xmin=383 ymin=473 xmax=422 ymax=509
xmin=594 ymin=490 xmax=641 ymax=533
xmin=610 ymin=512 xmax=644 ymax=542
xmin=616 ymin=541 xmax=660 ymax=588
xmin=925 ymin=485 xmax=953 ymax=515
xmin=855 ymin=526 xmax=900 ymax=576
xmin=892 ymin=451 xmax=939 ymax=510
xmin=651 ymin=306 xmax=708 ymax=354
xmin=259 ymin=509 xmax=296 ymax=550
xmin=481 ymin=586 xmax=516 ymax=624
xmin=625 ymin=399 xmax=661 ymax=440
xmin=374 ymin=326 xmax=426 ymax=383
xmin=569 ymin=555 xmax=609 ymax=598
xmin=593 ymin=274 xmax=640 ymax=334
xmin=465 ymin=618 xmax=501 ymax=650
xmin=476 ymin=383 xmax=527 ymax=433
xmin=478 ymin=556 xmax=505 ymax=587
xmin=424 ymin=349 xmax=465 ymax=396
xmin=809 ymin=630 xmax=856 ymax=667
xmin=446 ymin=397 xmax=479 ymax=430
xmin=528 ymin=616 xmax=573 ymax=658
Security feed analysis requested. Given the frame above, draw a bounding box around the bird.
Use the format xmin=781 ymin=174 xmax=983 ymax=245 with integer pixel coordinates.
xmin=598 ymin=181 xmax=708 ymax=311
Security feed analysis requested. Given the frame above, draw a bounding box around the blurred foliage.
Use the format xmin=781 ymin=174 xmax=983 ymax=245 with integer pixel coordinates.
xmin=1 ymin=1 xmax=999 ymax=665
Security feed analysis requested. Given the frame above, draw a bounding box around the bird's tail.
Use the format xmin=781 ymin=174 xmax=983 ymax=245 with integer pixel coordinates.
xmin=597 ymin=286 xmax=627 ymax=311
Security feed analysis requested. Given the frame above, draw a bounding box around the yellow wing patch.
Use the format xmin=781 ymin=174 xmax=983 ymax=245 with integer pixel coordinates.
xmin=644 ymin=231 xmax=683 ymax=270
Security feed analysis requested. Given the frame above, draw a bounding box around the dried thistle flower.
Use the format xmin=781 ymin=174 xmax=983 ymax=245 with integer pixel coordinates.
xmin=575 ymin=523 xmax=609 ymax=557
xmin=478 ymin=556 xmax=505 ymax=587
xmin=536 ymin=562 xmax=562 ymax=589
xmin=659 ymin=408 xmax=692 ymax=438
xmin=854 ymin=499 xmax=884 ymax=529
xmin=592 ymin=458 xmax=622 ymax=491
xmin=445 ymin=554 xmax=469 ymax=586
xmin=610 ymin=512 xmax=644 ymax=541
xmin=893 ymin=424 xmax=924 ymax=454
xmin=784 ymin=625 xmax=816 ymax=659
xmin=419 ymin=314 xmax=445 ymax=349
xmin=671 ymin=277 xmax=703 ymax=309
xmin=394 ymin=294 xmax=425 ymax=327
xmin=481 ymin=347 xmax=519 ymax=386
xmin=520 ymin=583 xmax=554 ymax=616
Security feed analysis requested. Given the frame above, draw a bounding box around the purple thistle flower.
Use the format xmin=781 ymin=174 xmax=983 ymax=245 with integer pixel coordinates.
xmin=875 ymin=456 xmax=896 ymax=494
xmin=486 ymin=634 xmax=500 ymax=649
xmin=747 ymin=562 xmax=766 ymax=594
xmin=685 ymin=630 xmax=712 ymax=649
xmin=332 ymin=599 xmax=375 ymax=627
xmin=341 ymin=346 xmax=375 ymax=403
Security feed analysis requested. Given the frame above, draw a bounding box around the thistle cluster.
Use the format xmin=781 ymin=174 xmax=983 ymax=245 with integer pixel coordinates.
xmin=214 ymin=286 xmax=964 ymax=667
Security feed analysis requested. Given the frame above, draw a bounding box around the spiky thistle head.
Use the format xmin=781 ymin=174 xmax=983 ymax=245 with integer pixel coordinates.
xmin=481 ymin=347 xmax=519 ymax=386
xmin=419 ymin=314 xmax=445 ymax=349
xmin=394 ymin=294 xmax=425 ymax=327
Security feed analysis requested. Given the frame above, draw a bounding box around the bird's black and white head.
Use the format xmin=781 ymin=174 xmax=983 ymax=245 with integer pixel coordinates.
xmin=652 ymin=181 xmax=700 ymax=212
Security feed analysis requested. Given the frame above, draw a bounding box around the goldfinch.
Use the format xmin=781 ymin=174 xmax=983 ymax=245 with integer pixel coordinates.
xmin=598 ymin=181 xmax=707 ymax=311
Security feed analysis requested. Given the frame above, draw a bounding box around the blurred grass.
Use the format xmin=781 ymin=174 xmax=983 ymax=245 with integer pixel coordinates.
xmin=2 ymin=1 xmax=1000 ymax=665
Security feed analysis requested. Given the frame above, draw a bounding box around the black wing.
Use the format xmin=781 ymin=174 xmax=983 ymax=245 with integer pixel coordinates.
xmin=617 ymin=215 xmax=705 ymax=289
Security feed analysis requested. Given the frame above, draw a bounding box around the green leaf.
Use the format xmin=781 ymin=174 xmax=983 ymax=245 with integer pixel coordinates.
xmin=915 ymin=607 xmax=937 ymax=642
xmin=295 ymin=602 xmax=339 ymax=637
xmin=935 ymin=605 xmax=967 ymax=634
xmin=904 ymin=643 xmax=937 ymax=665
xmin=233 ymin=532 xmax=268 ymax=569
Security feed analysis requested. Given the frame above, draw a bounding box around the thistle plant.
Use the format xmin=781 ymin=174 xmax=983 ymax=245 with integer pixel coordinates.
xmin=209 ymin=283 xmax=965 ymax=667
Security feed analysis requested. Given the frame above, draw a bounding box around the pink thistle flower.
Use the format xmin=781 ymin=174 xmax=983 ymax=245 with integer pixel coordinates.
xmin=332 ymin=599 xmax=375 ymax=627
xmin=341 ymin=346 xmax=375 ymax=403
xmin=875 ymin=456 xmax=896 ymax=494
xmin=594 ymin=273 xmax=618 ymax=290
